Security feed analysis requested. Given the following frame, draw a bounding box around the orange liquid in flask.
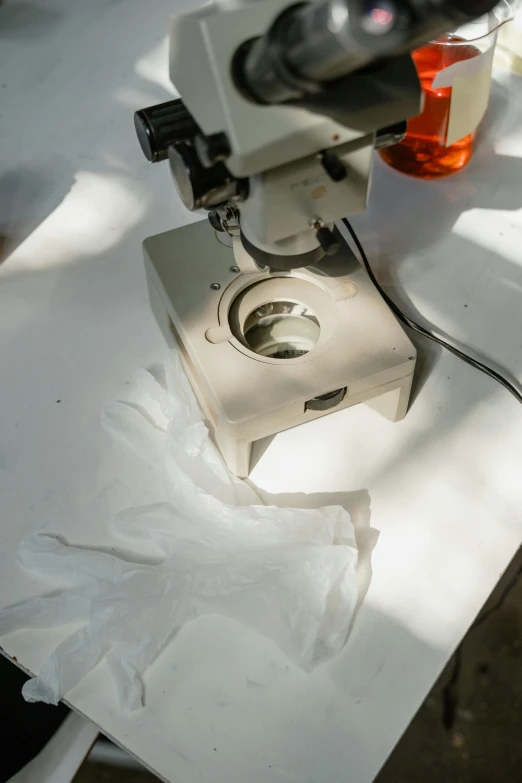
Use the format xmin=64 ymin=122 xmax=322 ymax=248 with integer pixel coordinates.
xmin=380 ymin=38 xmax=481 ymax=178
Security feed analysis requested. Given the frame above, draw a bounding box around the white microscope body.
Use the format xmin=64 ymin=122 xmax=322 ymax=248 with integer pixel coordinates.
xmin=136 ymin=0 xmax=497 ymax=474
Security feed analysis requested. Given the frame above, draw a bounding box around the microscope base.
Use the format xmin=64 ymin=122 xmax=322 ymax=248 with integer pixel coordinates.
xmin=144 ymin=221 xmax=416 ymax=477
xmin=208 ymin=374 xmax=414 ymax=477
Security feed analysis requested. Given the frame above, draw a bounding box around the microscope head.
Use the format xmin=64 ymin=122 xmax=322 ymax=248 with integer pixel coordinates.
xmin=135 ymin=0 xmax=499 ymax=270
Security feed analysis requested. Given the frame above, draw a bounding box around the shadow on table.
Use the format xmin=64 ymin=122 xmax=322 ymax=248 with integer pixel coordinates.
xmin=0 ymin=1 xmax=63 ymax=40
xmin=154 ymin=604 xmax=446 ymax=783
xmin=355 ymin=73 xmax=522 ymax=422
xmin=367 ymin=78 xmax=522 ymax=268
xmin=0 ymin=159 xmax=75 ymax=264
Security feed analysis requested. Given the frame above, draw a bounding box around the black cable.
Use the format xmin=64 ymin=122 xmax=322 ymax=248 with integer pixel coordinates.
xmin=341 ymin=217 xmax=522 ymax=405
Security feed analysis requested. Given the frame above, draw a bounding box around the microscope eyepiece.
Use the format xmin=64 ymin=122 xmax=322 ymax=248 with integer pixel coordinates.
xmin=234 ymin=0 xmax=500 ymax=105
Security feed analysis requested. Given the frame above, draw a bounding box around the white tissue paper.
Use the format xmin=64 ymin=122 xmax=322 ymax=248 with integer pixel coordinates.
xmin=0 ymin=352 xmax=358 ymax=712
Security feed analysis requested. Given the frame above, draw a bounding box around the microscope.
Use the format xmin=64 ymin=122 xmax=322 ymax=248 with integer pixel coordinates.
xmin=135 ymin=0 xmax=497 ymax=476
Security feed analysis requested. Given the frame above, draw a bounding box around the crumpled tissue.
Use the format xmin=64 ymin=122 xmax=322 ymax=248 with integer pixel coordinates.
xmin=0 ymin=352 xmax=358 ymax=711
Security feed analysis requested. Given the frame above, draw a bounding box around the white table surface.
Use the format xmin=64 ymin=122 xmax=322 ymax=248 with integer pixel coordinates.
xmin=1 ymin=2 xmax=521 ymax=782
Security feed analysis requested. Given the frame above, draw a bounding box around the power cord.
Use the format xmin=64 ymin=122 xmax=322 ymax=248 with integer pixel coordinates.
xmin=341 ymin=217 xmax=522 ymax=406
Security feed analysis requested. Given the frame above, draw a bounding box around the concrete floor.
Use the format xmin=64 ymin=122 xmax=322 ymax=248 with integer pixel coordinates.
xmin=75 ymin=548 xmax=521 ymax=783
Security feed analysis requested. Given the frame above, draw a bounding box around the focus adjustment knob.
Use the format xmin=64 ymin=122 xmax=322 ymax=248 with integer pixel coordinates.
xmin=134 ymin=100 xmax=200 ymax=163
xmin=169 ymin=143 xmax=243 ymax=211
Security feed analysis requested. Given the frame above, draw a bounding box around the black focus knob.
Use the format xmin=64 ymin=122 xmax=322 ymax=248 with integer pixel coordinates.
xmin=316 ymin=227 xmax=341 ymax=256
xmin=169 ymin=143 xmax=243 ymax=211
xmin=320 ymin=151 xmax=347 ymax=182
xmin=134 ymin=100 xmax=200 ymax=163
